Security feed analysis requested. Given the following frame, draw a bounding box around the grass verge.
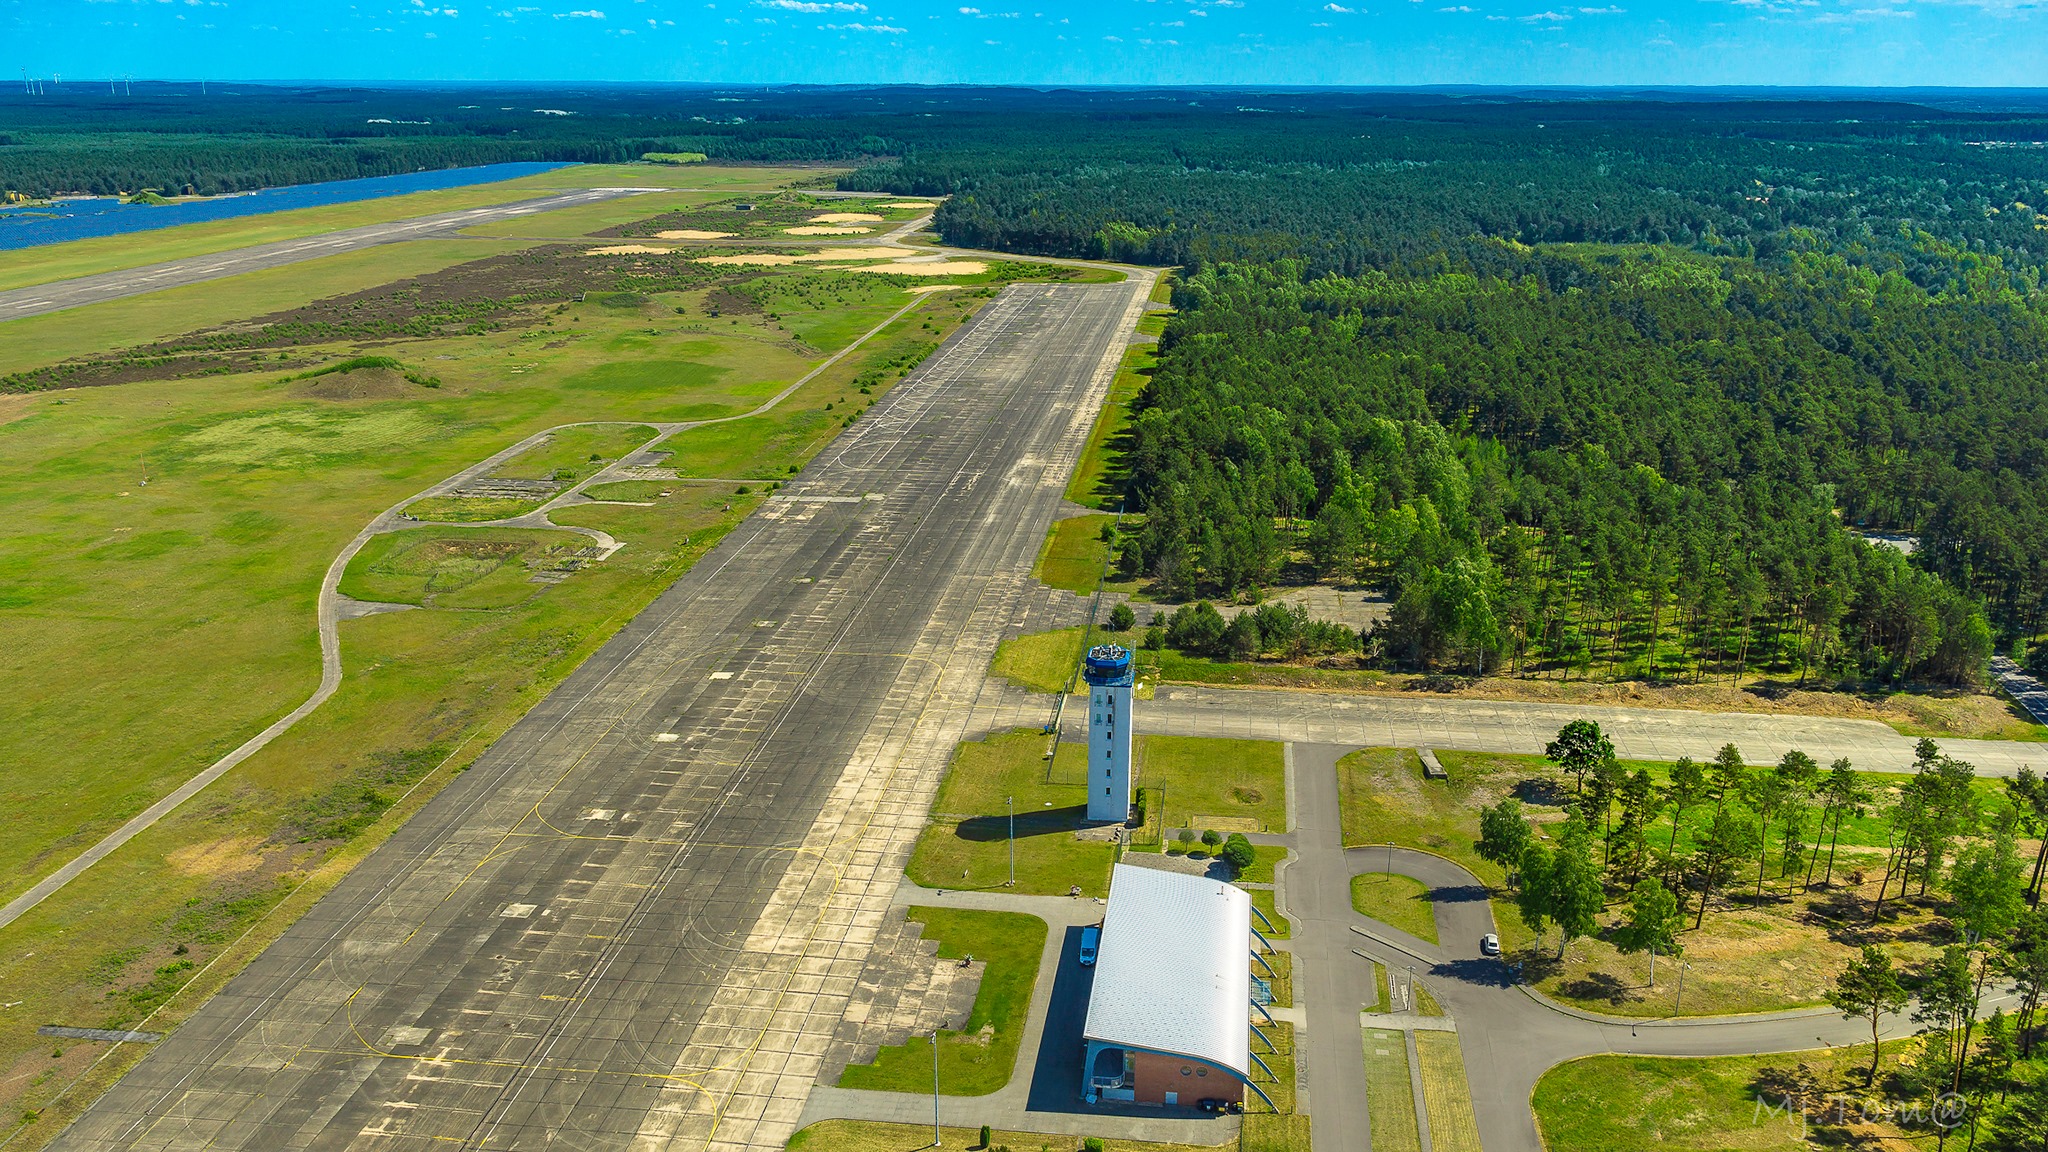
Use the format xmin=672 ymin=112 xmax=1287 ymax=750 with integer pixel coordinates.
xmin=1350 ymin=873 xmax=1439 ymax=945
xmin=1034 ymin=513 xmax=1116 ymax=594
xmin=1241 ymin=1021 xmax=1309 ymax=1152
xmin=1362 ymin=1029 xmax=1423 ymax=1152
xmin=788 ymin=1120 xmax=1228 ymax=1152
xmin=1414 ymin=1032 xmax=1482 ymax=1152
xmin=838 ymin=907 xmax=1047 ymax=1096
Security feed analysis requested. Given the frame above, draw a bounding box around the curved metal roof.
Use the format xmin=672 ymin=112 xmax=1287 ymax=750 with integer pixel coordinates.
xmin=1081 ymin=863 xmax=1251 ymax=1078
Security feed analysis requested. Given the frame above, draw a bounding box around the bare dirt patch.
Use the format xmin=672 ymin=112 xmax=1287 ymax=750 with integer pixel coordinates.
xmin=166 ymin=835 xmax=266 ymax=879
xmin=654 ymin=229 xmax=734 ymax=240
xmin=0 ymin=393 xmax=35 ymax=424
xmin=785 ymin=226 xmax=870 ymax=236
xmin=809 ymin=212 xmax=885 ymax=224
xmin=586 ymin=244 xmax=678 ymax=256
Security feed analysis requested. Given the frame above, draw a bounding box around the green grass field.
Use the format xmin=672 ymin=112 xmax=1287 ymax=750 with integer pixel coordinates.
xmin=909 ymin=731 xmax=1286 ymax=897
xmin=837 ymin=907 xmax=1047 ymax=1096
xmin=494 ymin=423 xmax=656 ymax=480
xmin=0 ymin=170 xmax=1070 ymax=1136
xmin=1362 ymin=1030 xmax=1423 ymax=1152
xmin=1351 ymin=873 xmax=1439 ymax=944
xmin=1530 ymin=1043 xmax=1916 ymax=1152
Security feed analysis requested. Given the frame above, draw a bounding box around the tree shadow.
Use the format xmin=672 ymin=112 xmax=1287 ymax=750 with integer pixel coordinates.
xmin=1554 ymin=971 xmax=1637 ymax=1007
xmin=954 ymin=807 xmax=1090 ymax=843
xmin=1429 ymin=883 xmax=1492 ymax=905
xmin=1430 ymin=957 xmax=1514 ymax=989
xmin=1512 ymin=777 xmax=1573 ymax=807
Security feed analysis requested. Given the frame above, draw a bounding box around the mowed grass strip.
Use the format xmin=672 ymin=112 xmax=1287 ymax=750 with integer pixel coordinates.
xmin=1033 ymin=513 xmax=1115 ymax=594
xmin=836 ymin=907 xmax=1047 ymax=1096
xmin=1143 ymin=734 xmax=1287 ymax=833
xmin=1065 ymin=334 xmax=1155 ymax=508
xmin=788 ymin=1120 xmax=1227 ymax=1152
xmin=1362 ymin=1029 xmax=1423 ymax=1152
xmin=1415 ymin=1032 xmax=1483 ymax=1152
xmin=1351 ymin=872 xmax=1439 ymax=945
xmin=1241 ymin=1020 xmax=1309 ymax=1152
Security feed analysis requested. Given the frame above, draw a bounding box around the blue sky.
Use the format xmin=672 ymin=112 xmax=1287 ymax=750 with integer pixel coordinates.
xmin=8 ymin=0 xmax=2046 ymax=87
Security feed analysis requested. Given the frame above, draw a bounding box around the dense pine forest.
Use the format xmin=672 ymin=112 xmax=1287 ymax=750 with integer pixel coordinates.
xmin=9 ymin=84 xmax=2048 ymax=682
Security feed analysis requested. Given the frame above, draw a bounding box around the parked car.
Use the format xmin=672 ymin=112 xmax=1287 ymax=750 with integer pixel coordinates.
xmin=1078 ymin=925 xmax=1100 ymax=966
xmin=1480 ymin=933 xmax=1501 ymax=956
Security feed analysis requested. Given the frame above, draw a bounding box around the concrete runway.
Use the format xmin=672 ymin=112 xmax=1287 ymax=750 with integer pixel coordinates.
xmin=0 ymin=187 xmax=656 ymax=322
xmin=50 ymin=276 xmax=1151 ymax=1151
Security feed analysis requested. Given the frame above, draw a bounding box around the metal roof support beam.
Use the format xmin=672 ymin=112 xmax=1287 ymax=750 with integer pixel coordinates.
xmin=1250 ymin=1022 xmax=1276 ymax=1053
xmin=1244 ymin=1079 xmax=1279 ymax=1113
xmin=1251 ymin=925 xmax=1273 ymax=952
xmin=1250 ymin=998 xmax=1275 ymax=1026
xmin=1250 ymin=1050 xmax=1275 ymax=1081
xmin=1251 ymin=949 xmax=1275 ymax=977
xmin=1250 ymin=903 xmax=1276 ymax=932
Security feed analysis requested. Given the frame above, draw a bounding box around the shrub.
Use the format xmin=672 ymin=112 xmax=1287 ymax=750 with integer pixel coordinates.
xmin=1176 ymin=828 xmax=1197 ymax=845
xmin=1108 ymin=603 xmax=1136 ymax=632
xmin=1221 ymin=833 xmax=1256 ymax=873
xmin=1201 ymin=828 xmax=1222 ymax=848
xmin=979 ymin=1124 xmax=992 ymax=1149
xmin=1142 ymin=625 xmax=1165 ymax=650
xmin=1083 ymin=1140 xmax=1105 ymax=1152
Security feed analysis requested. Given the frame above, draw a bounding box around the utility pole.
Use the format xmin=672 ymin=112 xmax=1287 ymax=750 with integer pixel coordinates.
xmin=931 ymin=1031 xmax=942 ymax=1147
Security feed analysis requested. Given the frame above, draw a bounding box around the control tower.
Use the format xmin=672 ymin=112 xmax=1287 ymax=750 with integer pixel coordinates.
xmin=1083 ymin=644 xmax=1135 ymax=824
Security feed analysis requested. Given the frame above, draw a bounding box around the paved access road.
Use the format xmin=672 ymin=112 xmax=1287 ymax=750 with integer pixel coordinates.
xmin=1130 ymin=685 xmax=2048 ymax=776
xmin=0 ymin=187 xmax=657 ymax=321
xmin=51 ymin=276 xmax=1152 ymax=1152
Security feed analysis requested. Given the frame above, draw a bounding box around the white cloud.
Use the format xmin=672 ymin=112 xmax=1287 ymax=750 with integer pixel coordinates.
xmin=825 ymin=20 xmax=906 ymax=30
xmin=760 ymin=0 xmax=868 ymax=10
xmin=1324 ymin=2 xmax=1355 ymax=10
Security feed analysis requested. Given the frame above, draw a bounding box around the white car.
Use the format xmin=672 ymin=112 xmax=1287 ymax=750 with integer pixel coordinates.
xmin=1480 ymin=933 xmax=1501 ymax=956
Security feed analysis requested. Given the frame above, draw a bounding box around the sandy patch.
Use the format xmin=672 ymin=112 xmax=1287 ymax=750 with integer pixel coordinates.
xmin=785 ymin=225 xmax=870 ymax=236
xmin=585 ymin=244 xmax=677 ymax=256
xmin=848 ymin=261 xmax=988 ymax=276
xmin=654 ymin=229 xmax=734 ymax=240
xmin=809 ymin=212 xmax=886 ymax=224
xmin=888 ymin=201 xmax=941 ymax=209
xmin=0 ymin=394 xmax=35 ymax=425
xmin=167 ymin=835 xmax=265 ymax=878
xmin=696 ymin=253 xmax=800 ymax=266
xmin=906 ymin=285 xmax=965 ymax=294
xmin=694 ymin=246 xmax=910 ymax=268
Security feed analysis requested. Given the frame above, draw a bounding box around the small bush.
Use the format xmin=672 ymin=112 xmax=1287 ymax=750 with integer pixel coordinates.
xmin=1201 ymin=828 xmax=1222 ymax=848
xmin=1083 ymin=1140 xmax=1105 ymax=1152
xmin=979 ymin=1124 xmax=992 ymax=1148
xmin=1108 ymin=603 xmax=1136 ymax=632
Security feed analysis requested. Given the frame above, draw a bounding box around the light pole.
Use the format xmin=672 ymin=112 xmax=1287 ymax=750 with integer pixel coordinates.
xmin=1386 ymin=841 xmax=1394 ymax=876
xmin=931 ymin=1029 xmax=942 ymax=1147
xmin=1006 ymin=795 xmax=1015 ymax=887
